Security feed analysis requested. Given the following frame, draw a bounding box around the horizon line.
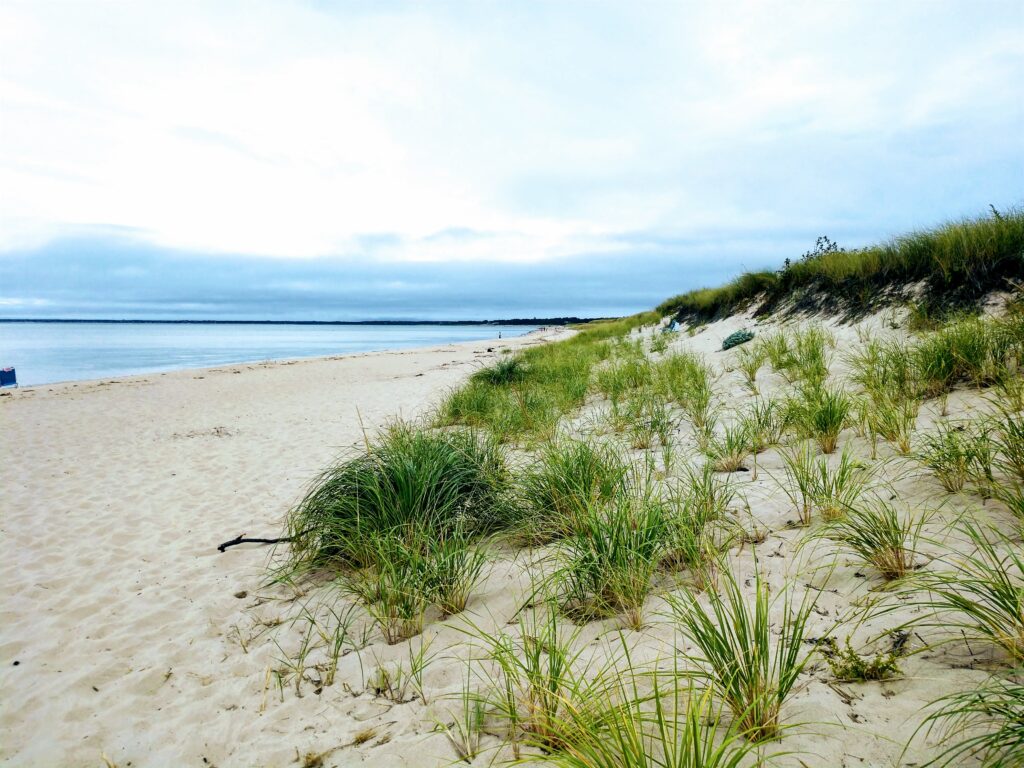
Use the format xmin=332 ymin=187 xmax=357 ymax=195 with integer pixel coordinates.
xmin=0 ymin=316 xmax=602 ymax=326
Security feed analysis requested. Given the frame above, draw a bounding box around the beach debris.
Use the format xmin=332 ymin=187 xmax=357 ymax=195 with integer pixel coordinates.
xmin=722 ymin=329 xmax=755 ymax=350
xmin=217 ymin=531 xmax=301 ymax=553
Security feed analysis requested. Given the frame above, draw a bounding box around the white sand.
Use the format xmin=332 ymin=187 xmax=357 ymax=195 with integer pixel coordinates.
xmin=0 ymin=329 xmax=565 ymax=767
xmin=1 ymin=315 xmax=1016 ymax=767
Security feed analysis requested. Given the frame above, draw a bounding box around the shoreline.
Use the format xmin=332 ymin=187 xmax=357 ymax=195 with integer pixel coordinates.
xmin=1 ymin=325 xmax=562 ymax=392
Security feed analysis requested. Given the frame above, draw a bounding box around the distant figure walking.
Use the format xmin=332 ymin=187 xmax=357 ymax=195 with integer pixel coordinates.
xmin=498 ymin=332 xmax=502 ymax=339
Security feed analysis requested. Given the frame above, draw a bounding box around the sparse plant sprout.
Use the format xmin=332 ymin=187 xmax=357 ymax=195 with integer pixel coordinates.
xmin=741 ymin=397 xmax=787 ymax=480
xmin=437 ymin=667 xmax=486 ymax=763
xmin=368 ymin=637 xmax=436 ymax=703
xmin=820 ymin=636 xmax=902 ymax=682
xmin=669 ymin=565 xmax=819 ymax=742
xmin=824 ymin=499 xmax=923 ymax=580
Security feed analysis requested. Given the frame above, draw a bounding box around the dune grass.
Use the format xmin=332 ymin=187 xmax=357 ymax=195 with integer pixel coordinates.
xmin=285 ymin=422 xmax=510 ymax=570
xmin=917 ymin=422 xmax=980 ymax=493
xmin=911 ymin=522 xmax=1024 ymax=664
xmin=518 ymin=439 xmax=630 ymax=544
xmin=668 ymin=565 xmax=818 ymax=742
xmin=437 ymin=313 xmax=658 ymax=443
xmin=658 ymin=207 xmax=1024 ymax=320
xmin=788 ymin=384 xmax=851 ymax=454
xmin=822 ymin=499 xmax=924 ymax=581
xmin=557 ymin=495 xmax=670 ymax=629
xmin=915 ymin=670 xmax=1024 ymax=768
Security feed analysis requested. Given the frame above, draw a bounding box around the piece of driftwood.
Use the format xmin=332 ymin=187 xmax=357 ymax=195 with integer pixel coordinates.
xmin=217 ymin=532 xmax=294 ymax=553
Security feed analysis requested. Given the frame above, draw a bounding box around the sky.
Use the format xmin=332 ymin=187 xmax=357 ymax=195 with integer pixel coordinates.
xmin=1 ymin=1 xmax=1022 ymax=320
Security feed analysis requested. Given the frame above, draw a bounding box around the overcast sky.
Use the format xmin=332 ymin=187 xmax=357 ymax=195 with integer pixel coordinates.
xmin=1 ymin=1 xmax=1021 ymax=320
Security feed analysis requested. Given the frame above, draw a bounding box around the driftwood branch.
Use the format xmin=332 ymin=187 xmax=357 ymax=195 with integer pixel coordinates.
xmin=217 ymin=532 xmax=294 ymax=553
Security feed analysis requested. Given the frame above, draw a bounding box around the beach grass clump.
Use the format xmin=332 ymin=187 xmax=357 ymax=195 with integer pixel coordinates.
xmin=912 ymin=522 xmax=1024 ymax=664
xmin=344 ymin=530 xmax=434 ymax=643
xmin=705 ymin=420 xmax=752 ymax=473
xmin=654 ymin=352 xmax=719 ymax=433
xmin=733 ymin=343 xmax=767 ymax=393
xmin=557 ymin=495 xmax=670 ymax=629
xmin=669 ymin=565 xmax=818 ymax=742
xmin=992 ymin=402 xmax=1024 ymax=483
xmin=649 ymin=328 xmax=677 ymax=354
xmin=810 ymin=448 xmax=874 ymax=521
xmin=847 ymin=335 xmax=921 ymax=403
xmin=532 ymin=675 xmax=762 ymax=768
xmin=471 ymin=357 xmax=528 ymax=386
xmin=662 ymin=475 xmax=736 ymax=590
xmin=424 ymin=527 xmax=490 ymax=617
xmin=822 ymin=499 xmax=923 ymax=580
xmin=657 ymin=207 xmax=1024 ymax=320
xmin=912 ymin=313 xmax=1024 ymax=396
xmin=915 ymin=670 xmax=1024 ymax=768
xmin=518 ymin=439 xmax=630 ymax=544
xmin=791 ymin=326 xmax=835 ymax=386
xmin=789 ymin=383 xmax=851 ymax=454
xmin=469 ymin=606 xmax=604 ymax=755
xmin=286 ymin=422 xmax=510 ymax=570
xmin=595 ymin=357 xmax=654 ymax=407
xmin=868 ymin=394 xmax=920 ymax=456
xmin=917 ymin=422 xmax=980 ymax=493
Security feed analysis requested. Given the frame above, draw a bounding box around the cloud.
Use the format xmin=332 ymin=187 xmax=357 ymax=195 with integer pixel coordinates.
xmin=0 ymin=1 xmax=1021 ymax=317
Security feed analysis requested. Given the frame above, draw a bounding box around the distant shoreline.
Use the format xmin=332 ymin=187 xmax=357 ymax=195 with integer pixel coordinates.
xmin=0 ymin=317 xmax=596 ymax=326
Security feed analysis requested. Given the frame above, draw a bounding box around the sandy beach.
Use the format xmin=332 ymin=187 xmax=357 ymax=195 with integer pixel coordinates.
xmin=2 ymin=310 xmax=1019 ymax=767
xmin=0 ymin=329 xmax=566 ymax=767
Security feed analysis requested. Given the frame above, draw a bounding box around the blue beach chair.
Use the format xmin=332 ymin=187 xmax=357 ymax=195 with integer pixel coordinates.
xmin=0 ymin=367 xmax=17 ymax=387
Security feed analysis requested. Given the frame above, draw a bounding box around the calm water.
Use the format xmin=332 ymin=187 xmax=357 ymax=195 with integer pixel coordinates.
xmin=0 ymin=322 xmax=538 ymax=386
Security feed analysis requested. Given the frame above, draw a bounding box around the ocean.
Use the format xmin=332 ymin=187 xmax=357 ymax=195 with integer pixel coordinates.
xmin=0 ymin=321 xmax=538 ymax=386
